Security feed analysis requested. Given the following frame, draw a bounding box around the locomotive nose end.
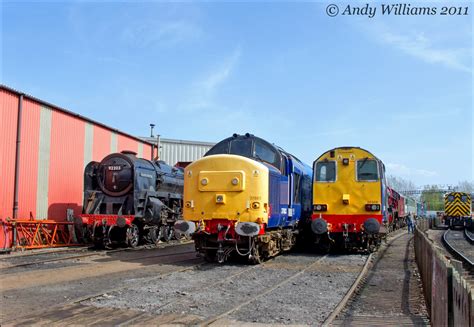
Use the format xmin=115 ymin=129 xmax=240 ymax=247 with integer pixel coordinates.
xmin=311 ymin=218 xmax=328 ymax=234
xmin=174 ymin=220 xmax=196 ymax=235
xmin=363 ymin=218 xmax=380 ymax=234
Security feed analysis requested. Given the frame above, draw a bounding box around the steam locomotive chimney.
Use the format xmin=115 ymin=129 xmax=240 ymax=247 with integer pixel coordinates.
xmin=150 ymin=124 xmax=155 ymax=138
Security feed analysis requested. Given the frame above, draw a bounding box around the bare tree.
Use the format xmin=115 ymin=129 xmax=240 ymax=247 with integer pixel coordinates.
xmin=456 ymin=180 xmax=474 ymax=193
xmin=386 ymin=175 xmax=416 ymax=192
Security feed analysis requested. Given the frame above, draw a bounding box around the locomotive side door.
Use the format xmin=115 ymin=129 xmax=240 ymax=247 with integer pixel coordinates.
xmin=290 ymin=166 xmax=303 ymax=227
xmin=285 ymin=155 xmax=294 ymax=227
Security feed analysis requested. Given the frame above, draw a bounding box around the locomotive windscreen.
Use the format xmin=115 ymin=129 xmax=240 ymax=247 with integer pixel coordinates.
xmin=206 ymin=134 xmax=282 ymax=170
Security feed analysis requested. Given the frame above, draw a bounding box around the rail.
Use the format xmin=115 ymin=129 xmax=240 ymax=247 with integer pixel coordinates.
xmin=465 ymin=229 xmax=474 ymax=244
xmin=443 ymin=229 xmax=474 ymax=268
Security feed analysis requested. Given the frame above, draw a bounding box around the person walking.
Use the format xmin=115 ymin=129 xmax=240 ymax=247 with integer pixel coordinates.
xmin=406 ymin=213 xmax=414 ymax=233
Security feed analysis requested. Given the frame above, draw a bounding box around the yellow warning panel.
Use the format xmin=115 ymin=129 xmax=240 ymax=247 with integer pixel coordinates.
xmin=198 ymin=171 xmax=245 ymax=192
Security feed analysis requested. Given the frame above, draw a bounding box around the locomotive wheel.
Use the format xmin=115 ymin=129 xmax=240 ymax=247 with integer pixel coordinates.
xmin=126 ymin=224 xmax=140 ymax=248
xmin=93 ymin=239 xmax=105 ymax=249
xmin=204 ymin=249 xmax=216 ymax=263
xmin=148 ymin=227 xmax=159 ymax=245
xmin=160 ymin=225 xmax=171 ymax=242
xmin=249 ymin=244 xmax=263 ymax=264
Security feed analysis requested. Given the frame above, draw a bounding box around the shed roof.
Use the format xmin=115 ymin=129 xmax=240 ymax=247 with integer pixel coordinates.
xmin=1 ymin=84 xmax=154 ymax=146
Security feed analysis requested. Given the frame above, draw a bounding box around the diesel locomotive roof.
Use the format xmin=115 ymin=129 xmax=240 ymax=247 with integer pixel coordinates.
xmin=205 ymin=133 xmax=287 ymax=171
xmin=314 ymin=146 xmax=383 ymax=163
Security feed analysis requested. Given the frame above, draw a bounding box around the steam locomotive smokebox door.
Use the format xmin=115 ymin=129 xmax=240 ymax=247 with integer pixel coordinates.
xmin=99 ymin=154 xmax=134 ymax=197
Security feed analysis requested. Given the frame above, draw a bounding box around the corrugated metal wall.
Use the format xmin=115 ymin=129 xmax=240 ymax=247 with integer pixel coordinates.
xmin=0 ymin=86 xmax=154 ymax=228
xmin=93 ymin=125 xmax=112 ymax=161
xmin=118 ymin=134 xmax=138 ymax=154
xmin=141 ymin=137 xmax=215 ymax=165
xmin=0 ymin=88 xmax=19 ymax=221
xmin=48 ymin=109 xmax=86 ymax=220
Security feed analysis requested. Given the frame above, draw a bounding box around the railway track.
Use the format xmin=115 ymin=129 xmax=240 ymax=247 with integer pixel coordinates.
xmin=442 ymin=229 xmax=473 ymax=269
xmin=4 ymin=232 xmax=411 ymax=325
xmin=323 ymin=230 xmax=409 ymax=326
xmin=2 ymin=256 xmax=206 ymax=326
xmin=201 ymin=254 xmax=330 ymax=325
xmin=465 ymin=229 xmax=474 ymax=243
xmin=0 ymin=240 xmax=192 ymax=270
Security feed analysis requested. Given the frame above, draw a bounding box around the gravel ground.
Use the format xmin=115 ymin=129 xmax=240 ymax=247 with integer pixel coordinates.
xmin=0 ymin=243 xmax=199 ymax=323
xmin=83 ymin=252 xmax=368 ymax=325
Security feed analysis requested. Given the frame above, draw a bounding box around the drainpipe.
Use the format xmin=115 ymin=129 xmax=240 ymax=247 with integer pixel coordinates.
xmin=150 ymin=123 xmax=155 ymax=160
xmin=156 ymin=134 xmax=161 ymax=160
xmin=12 ymin=94 xmax=23 ymax=219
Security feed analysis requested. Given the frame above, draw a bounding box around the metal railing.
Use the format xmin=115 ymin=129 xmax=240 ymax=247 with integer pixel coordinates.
xmin=414 ymin=220 xmax=473 ymax=326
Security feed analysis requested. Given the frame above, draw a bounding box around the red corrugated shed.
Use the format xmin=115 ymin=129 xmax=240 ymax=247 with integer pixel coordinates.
xmin=17 ymin=99 xmax=41 ymax=219
xmin=0 ymin=89 xmax=18 ymax=221
xmin=118 ymin=134 xmax=139 ymax=154
xmin=93 ymin=125 xmax=112 ymax=161
xmin=48 ymin=110 xmax=85 ymax=220
xmin=0 ymin=85 xmax=154 ymax=250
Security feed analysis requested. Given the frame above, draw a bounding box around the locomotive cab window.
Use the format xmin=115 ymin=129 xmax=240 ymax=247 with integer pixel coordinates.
xmin=356 ymin=159 xmax=378 ymax=181
xmin=206 ymin=141 xmax=229 ymax=156
xmin=315 ymin=161 xmax=336 ymax=182
xmin=254 ymin=140 xmax=279 ymax=169
xmin=447 ymin=195 xmax=454 ymax=202
xmin=293 ymin=173 xmax=302 ymax=203
xmin=229 ymin=139 xmax=252 ymax=157
xmin=461 ymin=195 xmax=468 ymax=202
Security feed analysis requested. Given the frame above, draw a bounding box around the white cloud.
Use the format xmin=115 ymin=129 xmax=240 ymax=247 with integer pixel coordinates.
xmin=122 ymin=20 xmax=203 ymax=48
xmin=183 ymin=47 xmax=242 ymax=111
xmin=386 ymin=163 xmax=438 ymax=178
xmin=361 ymin=19 xmax=472 ymax=74
xmin=379 ymin=30 xmax=471 ymax=73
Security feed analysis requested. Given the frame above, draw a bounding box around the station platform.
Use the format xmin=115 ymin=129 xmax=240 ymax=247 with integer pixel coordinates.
xmin=334 ymin=232 xmax=430 ymax=326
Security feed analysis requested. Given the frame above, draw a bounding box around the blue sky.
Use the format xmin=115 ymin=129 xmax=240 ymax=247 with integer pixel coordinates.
xmin=2 ymin=1 xmax=472 ymax=187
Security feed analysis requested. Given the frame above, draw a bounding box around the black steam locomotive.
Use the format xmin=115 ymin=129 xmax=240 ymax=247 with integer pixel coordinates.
xmin=76 ymin=151 xmax=184 ymax=248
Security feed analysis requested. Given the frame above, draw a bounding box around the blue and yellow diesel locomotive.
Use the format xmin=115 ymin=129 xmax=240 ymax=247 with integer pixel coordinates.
xmin=175 ymin=134 xmax=312 ymax=263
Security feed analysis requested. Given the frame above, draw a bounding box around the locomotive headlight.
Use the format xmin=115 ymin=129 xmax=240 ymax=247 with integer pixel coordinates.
xmin=251 ymin=202 xmax=260 ymax=209
xmin=231 ymin=178 xmax=239 ymax=185
xmin=216 ymin=194 xmax=225 ymax=204
xmin=201 ymin=178 xmax=208 ymax=186
xmin=365 ymin=204 xmax=380 ymax=211
xmin=185 ymin=200 xmax=194 ymax=208
xmin=313 ymin=204 xmax=328 ymax=212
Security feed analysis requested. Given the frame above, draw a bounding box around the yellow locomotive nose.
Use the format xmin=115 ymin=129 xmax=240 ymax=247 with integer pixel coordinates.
xmin=183 ymin=154 xmax=269 ymax=223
